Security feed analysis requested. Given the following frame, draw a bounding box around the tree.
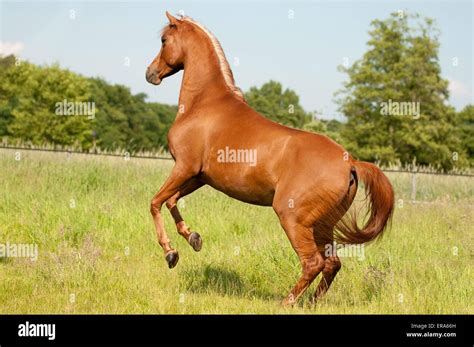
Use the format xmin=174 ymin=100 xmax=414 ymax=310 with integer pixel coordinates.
xmin=0 ymin=60 xmax=94 ymax=148
xmin=245 ymin=80 xmax=312 ymax=128
xmin=89 ymin=78 xmax=177 ymax=152
xmin=303 ymin=114 xmax=344 ymax=143
xmin=147 ymin=102 xmax=177 ymax=149
xmin=0 ymin=57 xmax=177 ymax=153
xmin=337 ymin=12 xmax=465 ymax=170
xmin=0 ymin=55 xmax=16 ymax=137
xmin=0 ymin=55 xmax=15 ymax=71
xmin=457 ymin=105 xmax=474 ymax=165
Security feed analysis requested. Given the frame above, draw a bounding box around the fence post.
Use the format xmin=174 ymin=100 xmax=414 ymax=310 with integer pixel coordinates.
xmin=411 ymin=173 xmax=417 ymax=201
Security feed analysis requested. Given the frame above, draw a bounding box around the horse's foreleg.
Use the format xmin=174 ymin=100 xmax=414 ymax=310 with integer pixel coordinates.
xmin=150 ymin=166 xmax=196 ymax=269
xmin=166 ymin=178 xmax=204 ymax=251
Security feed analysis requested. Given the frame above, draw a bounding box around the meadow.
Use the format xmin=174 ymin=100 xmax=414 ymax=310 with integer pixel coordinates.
xmin=0 ymin=148 xmax=472 ymax=314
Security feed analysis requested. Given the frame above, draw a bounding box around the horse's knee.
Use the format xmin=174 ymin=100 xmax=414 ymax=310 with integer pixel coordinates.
xmin=150 ymin=199 xmax=163 ymax=216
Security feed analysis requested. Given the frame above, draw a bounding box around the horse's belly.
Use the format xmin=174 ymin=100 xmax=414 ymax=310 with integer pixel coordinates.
xmin=200 ymin=169 xmax=275 ymax=206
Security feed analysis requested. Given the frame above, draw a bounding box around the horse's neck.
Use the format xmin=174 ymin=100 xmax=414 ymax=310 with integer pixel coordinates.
xmin=178 ymin=44 xmax=229 ymax=110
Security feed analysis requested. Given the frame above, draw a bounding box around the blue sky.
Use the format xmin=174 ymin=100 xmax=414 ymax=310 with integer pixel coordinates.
xmin=1 ymin=0 xmax=472 ymax=120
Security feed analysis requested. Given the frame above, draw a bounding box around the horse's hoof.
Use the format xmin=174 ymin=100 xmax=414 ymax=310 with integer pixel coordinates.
xmin=165 ymin=250 xmax=179 ymax=269
xmin=282 ymin=294 xmax=296 ymax=307
xmin=188 ymin=232 xmax=202 ymax=252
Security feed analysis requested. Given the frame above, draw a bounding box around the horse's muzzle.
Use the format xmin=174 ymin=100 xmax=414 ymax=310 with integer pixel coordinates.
xmin=145 ymin=68 xmax=161 ymax=85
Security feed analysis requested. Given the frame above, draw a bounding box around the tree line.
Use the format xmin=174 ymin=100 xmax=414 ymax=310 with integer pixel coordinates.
xmin=0 ymin=12 xmax=472 ymax=170
xmin=0 ymin=54 xmax=176 ymax=153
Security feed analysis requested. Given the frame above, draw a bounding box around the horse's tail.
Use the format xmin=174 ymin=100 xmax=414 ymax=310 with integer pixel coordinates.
xmin=334 ymin=160 xmax=394 ymax=245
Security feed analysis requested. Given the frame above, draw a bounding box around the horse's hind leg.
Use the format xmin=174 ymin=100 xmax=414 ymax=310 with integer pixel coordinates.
xmin=314 ymin=232 xmax=341 ymax=301
xmin=166 ymin=178 xmax=204 ymax=252
xmin=313 ymin=193 xmax=355 ymax=301
xmin=276 ymin=214 xmax=326 ymax=306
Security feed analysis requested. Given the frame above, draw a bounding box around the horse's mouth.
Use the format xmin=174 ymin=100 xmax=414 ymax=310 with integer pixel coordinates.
xmin=148 ymin=77 xmax=162 ymax=85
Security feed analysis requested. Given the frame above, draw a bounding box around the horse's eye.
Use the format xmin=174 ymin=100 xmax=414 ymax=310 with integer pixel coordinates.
xmin=161 ymin=37 xmax=166 ymax=44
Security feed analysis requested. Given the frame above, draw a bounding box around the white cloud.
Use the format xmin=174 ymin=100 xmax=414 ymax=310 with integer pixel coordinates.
xmin=0 ymin=41 xmax=24 ymax=56
xmin=448 ymin=79 xmax=471 ymax=98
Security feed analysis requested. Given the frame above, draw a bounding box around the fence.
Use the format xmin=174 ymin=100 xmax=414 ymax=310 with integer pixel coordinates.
xmin=1 ymin=145 xmax=472 ymax=203
xmin=0 ymin=145 xmax=173 ymax=161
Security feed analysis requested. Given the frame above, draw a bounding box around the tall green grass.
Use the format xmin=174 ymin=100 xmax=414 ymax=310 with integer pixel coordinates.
xmin=0 ymin=149 xmax=472 ymax=314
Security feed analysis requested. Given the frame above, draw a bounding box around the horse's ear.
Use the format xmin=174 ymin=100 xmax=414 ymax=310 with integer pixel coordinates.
xmin=165 ymin=11 xmax=179 ymax=26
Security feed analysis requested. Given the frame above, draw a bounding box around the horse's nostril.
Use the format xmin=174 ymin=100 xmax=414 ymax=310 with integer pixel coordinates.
xmin=146 ymin=69 xmax=155 ymax=81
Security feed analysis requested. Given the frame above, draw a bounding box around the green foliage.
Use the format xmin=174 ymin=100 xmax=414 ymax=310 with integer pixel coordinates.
xmin=245 ymin=80 xmax=312 ymax=128
xmin=147 ymin=102 xmax=177 ymax=149
xmin=0 ymin=59 xmax=93 ymax=148
xmin=0 ymin=55 xmax=176 ymax=152
xmin=88 ymin=78 xmax=176 ymax=151
xmin=457 ymin=105 xmax=474 ymax=166
xmin=303 ymin=116 xmax=344 ymax=143
xmin=0 ymin=55 xmax=16 ymax=137
xmin=337 ymin=12 xmax=467 ymax=170
xmin=303 ymin=119 xmax=326 ymax=133
xmin=0 ymin=54 xmax=15 ymax=71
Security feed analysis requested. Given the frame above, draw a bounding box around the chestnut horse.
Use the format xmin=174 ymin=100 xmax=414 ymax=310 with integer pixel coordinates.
xmin=146 ymin=12 xmax=394 ymax=305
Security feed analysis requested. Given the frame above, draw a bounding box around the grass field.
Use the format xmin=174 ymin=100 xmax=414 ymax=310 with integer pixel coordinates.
xmin=0 ymin=148 xmax=472 ymax=314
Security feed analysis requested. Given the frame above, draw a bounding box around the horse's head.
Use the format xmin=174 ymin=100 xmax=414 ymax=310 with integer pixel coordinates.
xmin=146 ymin=12 xmax=191 ymax=85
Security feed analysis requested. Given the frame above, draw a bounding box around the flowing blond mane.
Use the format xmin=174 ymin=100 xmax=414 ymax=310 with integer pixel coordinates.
xmin=181 ymin=16 xmax=245 ymax=100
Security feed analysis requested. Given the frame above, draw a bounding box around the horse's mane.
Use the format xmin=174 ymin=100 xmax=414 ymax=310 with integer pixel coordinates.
xmin=180 ymin=16 xmax=245 ymax=101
